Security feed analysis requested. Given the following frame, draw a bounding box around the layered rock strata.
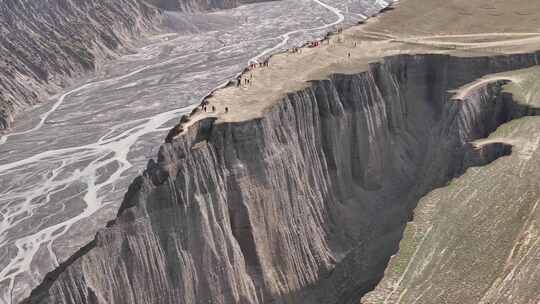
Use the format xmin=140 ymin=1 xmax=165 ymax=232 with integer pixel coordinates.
xmin=23 ymin=52 xmax=540 ymax=304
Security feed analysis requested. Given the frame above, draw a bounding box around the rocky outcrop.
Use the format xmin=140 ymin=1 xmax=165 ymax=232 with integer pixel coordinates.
xmin=23 ymin=53 xmax=540 ymax=304
xmin=0 ymin=0 xmax=164 ymax=130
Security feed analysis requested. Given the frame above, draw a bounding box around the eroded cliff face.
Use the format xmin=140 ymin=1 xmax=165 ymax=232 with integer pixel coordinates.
xmin=0 ymin=0 xmax=164 ymax=130
xmin=24 ymin=53 xmax=540 ymax=304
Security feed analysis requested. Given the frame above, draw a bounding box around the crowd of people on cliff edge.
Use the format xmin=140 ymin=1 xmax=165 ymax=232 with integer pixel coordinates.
xmin=231 ymin=26 xmax=351 ymax=90
xmin=170 ymin=26 xmax=356 ymax=140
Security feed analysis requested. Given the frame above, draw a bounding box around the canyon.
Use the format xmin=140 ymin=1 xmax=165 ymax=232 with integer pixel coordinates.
xmin=2 ymin=0 xmax=540 ymax=303
xmin=0 ymin=0 xmax=394 ymax=303
xmin=23 ymin=51 xmax=540 ymax=304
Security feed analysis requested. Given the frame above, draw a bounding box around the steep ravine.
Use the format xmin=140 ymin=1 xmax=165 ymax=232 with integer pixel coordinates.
xmin=24 ymin=53 xmax=540 ymax=304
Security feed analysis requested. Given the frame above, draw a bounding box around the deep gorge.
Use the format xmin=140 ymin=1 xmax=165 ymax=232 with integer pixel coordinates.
xmin=23 ymin=52 xmax=540 ymax=304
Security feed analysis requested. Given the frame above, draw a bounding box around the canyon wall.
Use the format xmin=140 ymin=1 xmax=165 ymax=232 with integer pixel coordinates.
xmin=363 ymin=74 xmax=540 ymax=304
xmin=22 ymin=52 xmax=540 ymax=304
